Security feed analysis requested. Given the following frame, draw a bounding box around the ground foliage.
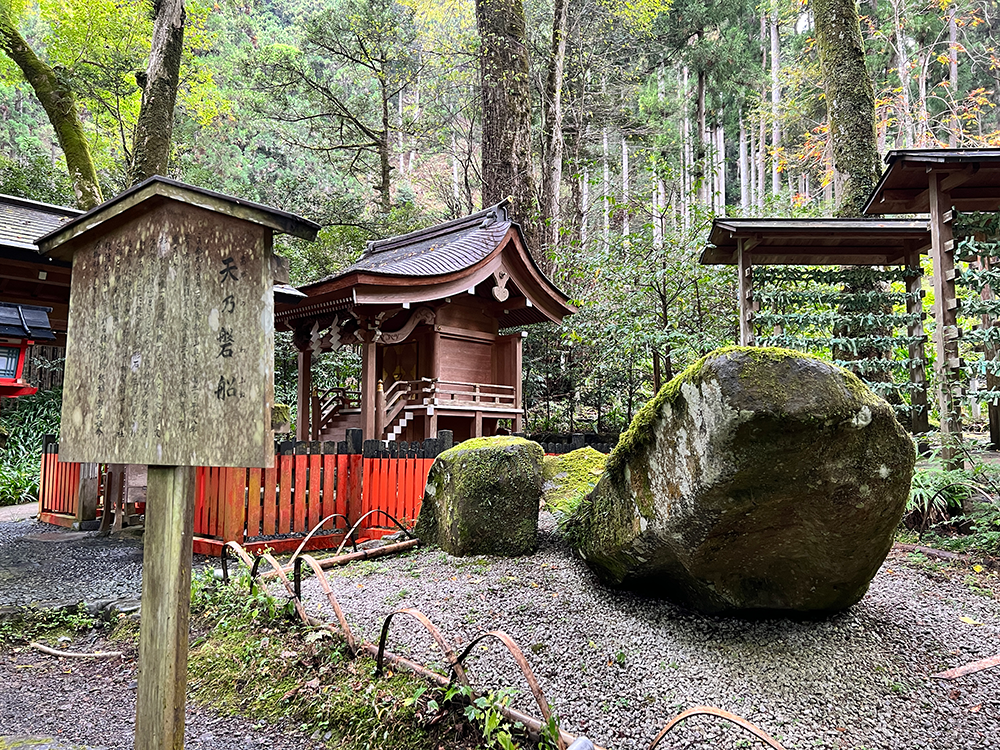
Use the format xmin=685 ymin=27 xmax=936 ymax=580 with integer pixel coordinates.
xmin=0 ymin=388 xmax=61 ymax=505
xmin=188 ymin=569 xmax=549 ymax=750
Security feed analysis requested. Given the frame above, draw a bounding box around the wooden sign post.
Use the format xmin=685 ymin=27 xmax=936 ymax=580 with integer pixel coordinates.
xmin=38 ymin=177 xmax=318 ymax=750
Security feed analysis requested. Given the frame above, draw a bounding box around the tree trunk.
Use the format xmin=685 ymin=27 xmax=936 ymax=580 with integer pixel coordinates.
xmin=770 ymin=12 xmax=781 ymax=195
xmin=130 ymin=0 xmax=185 ymax=185
xmin=949 ymin=7 xmax=959 ymax=147
xmin=541 ymin=0 xmax=568 ymax=252
xmin=476 ymin=0 xmax=538 ymax=250
xmin=739 ymin=115 xmax=749 ymax=209
xmin=812 ymin=0 xmax=881 ymax=218
xmin=378 ymin=77 xmax=392 ymax=213
xmin=0 ymin=10 xmax=102 ymax=208
xmin=621 ymin=135 xmax=629 ymax=240
xmin=892 ymin=0 xmax=912 ymax=147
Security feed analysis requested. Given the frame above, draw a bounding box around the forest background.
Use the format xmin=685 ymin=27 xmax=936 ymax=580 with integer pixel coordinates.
xmin=2 ymin=0 xmax=1000 ymax=437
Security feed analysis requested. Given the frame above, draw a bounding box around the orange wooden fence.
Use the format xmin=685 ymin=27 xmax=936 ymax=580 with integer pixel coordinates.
xmin=38 ymin=447 xmax=81 ymax=526
xmin=37 ymin=430 xmax=451 ymax=555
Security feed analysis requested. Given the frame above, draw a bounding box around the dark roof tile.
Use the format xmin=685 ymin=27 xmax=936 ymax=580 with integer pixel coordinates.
xmin=0 ymin=194 xmax=82 ymax=252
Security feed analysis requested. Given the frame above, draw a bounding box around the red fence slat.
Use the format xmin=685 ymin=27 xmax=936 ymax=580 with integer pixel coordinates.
xmin=278 ymin=454 xmax=292 ymax=535
xmin=263 ymin=464 xmax=277 ymax=536
xmin=246 ymin=468 xmax=262 ymax=538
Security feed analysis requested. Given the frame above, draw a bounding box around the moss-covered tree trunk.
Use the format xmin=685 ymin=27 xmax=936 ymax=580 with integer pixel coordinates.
xmin=812 ymin=0 xmax=881 ymax=218
xmin=0 ymin=7 xmax=102 ymax=209
xmin=130 ymin=0 xmax=185 ymax=184
xmin=476 ymin=0 xmax=539 ymax=253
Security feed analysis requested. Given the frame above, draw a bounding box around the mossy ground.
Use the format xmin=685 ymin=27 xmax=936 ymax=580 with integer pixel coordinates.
xmin=187 ymin=570 xmax=489 ymax=750
xmin=541 ymin=447 xmax=606 ymax=515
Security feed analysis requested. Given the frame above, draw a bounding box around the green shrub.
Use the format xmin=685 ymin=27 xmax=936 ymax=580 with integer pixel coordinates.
xmin=0 ymin=388 xmax=62 ymax=505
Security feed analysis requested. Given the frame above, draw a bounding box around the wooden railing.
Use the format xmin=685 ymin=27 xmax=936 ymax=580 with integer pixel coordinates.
xmin=313 ymin=386 xmax=361 ymax=437
xmin=377 ymin=378 xmax=518 ymax=439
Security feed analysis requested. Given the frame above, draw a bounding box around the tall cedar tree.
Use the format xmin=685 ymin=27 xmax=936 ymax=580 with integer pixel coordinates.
xmin=130 ymin=0 xmax=185 ymax=184
xmin=476 ymin=0 xmax=539 ymax=252
xmin=811 ymin=0 xmax=881 ymax=217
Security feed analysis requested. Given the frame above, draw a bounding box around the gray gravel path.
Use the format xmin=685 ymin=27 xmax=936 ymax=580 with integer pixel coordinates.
xmin=0 ymin=633 xmax=325 ymax=750
xmin=0 ymin=519 xmax=144 ymax=611
xmin=295 ymin=514 xmax=1000 ymax=750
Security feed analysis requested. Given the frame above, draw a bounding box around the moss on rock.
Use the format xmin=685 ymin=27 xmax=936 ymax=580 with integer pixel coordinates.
xmin=414 ymin=436 xmax=543 ymax=557
xmin=542 ymin=447 xmax=607 ymax=514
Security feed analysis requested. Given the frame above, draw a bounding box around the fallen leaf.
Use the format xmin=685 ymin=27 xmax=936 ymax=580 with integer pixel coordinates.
xmin=970 ymin=704 xmax=982 ymax=713
xmin=959 ymin=616 xmax=983 ymax=626
xmin=304 ymin=678 xmax=320 ymax=690
xmin=973 ymin=564 xmax=984 ymax=573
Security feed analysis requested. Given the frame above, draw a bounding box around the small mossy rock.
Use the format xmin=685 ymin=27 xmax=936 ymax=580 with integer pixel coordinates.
xmin=566 ymin=346 xmax=915 ymax=614
xmin=542 ymin=447 xmax=607 ymax=514
xmin=415 ymin=436 xmax=543 ymax=556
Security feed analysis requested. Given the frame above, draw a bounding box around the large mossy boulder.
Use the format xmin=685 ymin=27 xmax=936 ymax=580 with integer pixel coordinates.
xmin=565 ymin=346 xmax=915 ymax=614
xmin=415 ymin=436 xmax=543 ymax=556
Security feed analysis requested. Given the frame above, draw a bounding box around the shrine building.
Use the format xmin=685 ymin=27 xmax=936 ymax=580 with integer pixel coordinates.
xmin=276 ymin=201 xmax=576 ymax=443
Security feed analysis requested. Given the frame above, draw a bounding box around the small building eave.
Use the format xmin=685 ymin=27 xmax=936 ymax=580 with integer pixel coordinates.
xmin=37 ymin=176 xmax=320 ymax=260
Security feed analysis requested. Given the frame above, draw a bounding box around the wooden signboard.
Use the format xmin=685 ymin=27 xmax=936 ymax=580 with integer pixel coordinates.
xmin=38 ymin=177 xmax=318 ymax=750
xmin=42 ymin=181 xmax=321 ymax=469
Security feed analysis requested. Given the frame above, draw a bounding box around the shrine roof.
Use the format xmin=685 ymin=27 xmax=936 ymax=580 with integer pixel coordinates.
xmin=0 ymin=194 xmax=82 ymax=252
xmin=283 ymin=201 xmax=575 ymax=328
xmin=702 ymin=218 xmax=931 ymax=265
xmin=307 ymin=202 xmax=514 ymax=284
xmin=0 ymin=302 xmax=55 ymax=340
xmin=865 ymin=148 xmax=1000 ymax=214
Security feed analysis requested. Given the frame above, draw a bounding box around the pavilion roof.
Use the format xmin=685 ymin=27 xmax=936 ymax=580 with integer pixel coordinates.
xmin=865 ymin=148 xmax=1000 ymax=214
xmin=702 ymin=218 xmax=931 ymax=265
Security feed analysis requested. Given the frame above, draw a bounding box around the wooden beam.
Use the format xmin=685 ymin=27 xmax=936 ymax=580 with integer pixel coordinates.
xmin=940 ymin=163 xmax=977 ymax=192
xmin=360 ymin=330 xmax=377 ymax=440
xmin=928 ymin=173 xmax=963 ymax=468
xmin=135 ymin=465 xmax=196 ymax=750
xmin=296 ymin=347 xmax=311 ymax=442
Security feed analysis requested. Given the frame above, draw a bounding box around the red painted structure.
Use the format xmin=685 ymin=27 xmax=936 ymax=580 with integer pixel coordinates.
xmin=38 ymin=431 xmax=445 ymax=556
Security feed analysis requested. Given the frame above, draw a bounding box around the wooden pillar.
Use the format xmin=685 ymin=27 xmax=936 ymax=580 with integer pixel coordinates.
xmin=296 ymin=346 xmax=311 ymax=442
xmin=977 ymin=252 xmax=1000 ymax=448
xmin=75 ymin=462 xmax=100 ymax=526
xmin=928 ymin=173 xmax=963 ymax=468
xmin=135 ymin=465 xmax=196 ymax=750
xmin=737 ymin=239 xmax=755 ymax=346
xmin=361 ymin=332 xmax=377 ymax=440
xmin=904 ymin=255 xmax=929 ymax=436
xmin=473 ymin=411 xmax=483 ymax=437
xmin=514 ymin=332 xmax=524 ymax=433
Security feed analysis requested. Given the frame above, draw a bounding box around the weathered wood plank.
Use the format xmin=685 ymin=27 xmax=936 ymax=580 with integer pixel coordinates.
xmin=58 ymin=204 xmax=274 ymax=468
xmin=246 ymin=468 xmax=262 ymax=538
xmin=262 ymin=464 xmax=277 ymax=536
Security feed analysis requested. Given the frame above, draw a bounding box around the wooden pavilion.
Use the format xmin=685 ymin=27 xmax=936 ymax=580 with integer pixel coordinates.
xmin=0 ymin=194 xmax=81 ymax=396
xmin=703 ymin=148 xmax=1000 ymax=463
xmin=276 ymin=201 xmax=576 ymax=443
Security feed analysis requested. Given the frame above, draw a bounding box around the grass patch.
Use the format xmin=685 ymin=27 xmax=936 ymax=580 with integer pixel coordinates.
xmin=188 ymin=569 xmax=548 ymax=750
xmin=0 ymin=604 xmax=111 ymax=646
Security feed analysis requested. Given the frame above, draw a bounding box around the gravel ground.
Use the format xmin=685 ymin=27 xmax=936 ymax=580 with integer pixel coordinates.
xmin=0 ymin=632 xmax=325 ymax=750
xmin=294 ymin=513 xmax=1000 ymax=750
xmin=2 ymin=514 xmax=998 ymax=750
xmin=0 ymin=518 xmax=144 ymax=611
